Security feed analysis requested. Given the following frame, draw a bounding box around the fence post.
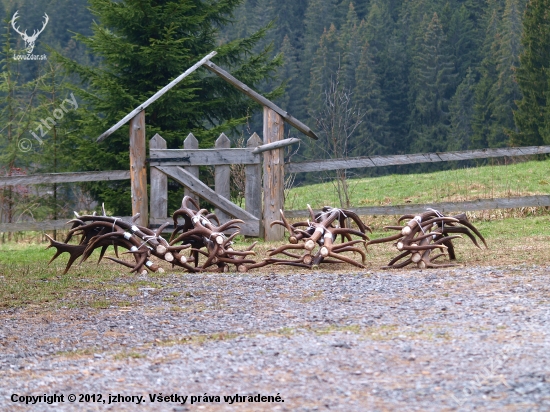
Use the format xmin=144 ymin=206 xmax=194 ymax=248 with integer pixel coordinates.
xmin=150 ymin=133 xmax=167 ymax=223
xmin=263 ymin=107 xmax=285 ymax=241
xmin=129 ymin=111 xmax=148 ymax=227
xmin=215 ymin=133 xmax=231 ymax=222
xmin=183 ymin=133 xmax=200 ymax=204
xmin=246 ymin=132 xmax=263 ymax=237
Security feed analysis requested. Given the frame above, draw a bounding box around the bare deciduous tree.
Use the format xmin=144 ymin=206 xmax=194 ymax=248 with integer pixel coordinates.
xmin=311 ymin=69 xmax=364 ymax=208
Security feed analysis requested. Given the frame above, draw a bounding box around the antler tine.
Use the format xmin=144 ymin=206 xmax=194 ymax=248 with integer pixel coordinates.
xmin=332 ymin=227 xmax=369 ymax=240
xmin=451 ymin=213 xmax=488 ymax=248
xmin=216 ymin=219 xmax=245 ymax=232
xmin=181 ymin=195 xmax=201 ymax=211
xmin=205 ymin=213 xmax=220 ymax=226
xmin=45 ymin=234 xmax=87 ymax=275
xmin=341 ymin=209 xmax=372 ymax=233
xmin=307 ymin=204 xmax=316 ymax=221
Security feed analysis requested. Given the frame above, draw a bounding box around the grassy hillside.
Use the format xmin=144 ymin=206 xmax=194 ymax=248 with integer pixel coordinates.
xmin=285 ymin=158 xmax=550 ymax=211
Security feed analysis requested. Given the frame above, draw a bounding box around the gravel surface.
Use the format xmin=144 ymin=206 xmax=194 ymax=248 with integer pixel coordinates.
xmin=1 ymin=264 xmax=549 ymax=411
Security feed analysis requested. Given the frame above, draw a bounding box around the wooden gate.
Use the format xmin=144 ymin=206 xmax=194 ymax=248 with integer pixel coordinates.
xmin=148 ymin=131 xmax=299 ymax=237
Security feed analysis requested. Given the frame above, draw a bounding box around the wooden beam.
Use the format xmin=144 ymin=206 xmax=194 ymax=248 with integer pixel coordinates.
xmin=149 ymin=148 xmax=259 ymax=166
xmin=129 ymin=111 xmax=148 ymax=227
xmin=245 ymin=133 xmax=263 ymax=223
xmin=149 ymin=133 xmax=168 ymax=222
xmin=263 ymin=107 xmax=285 ymax=241
xmin=96 ymin=51 xmax=217 ymax=142
xmin=214 ymin=133 xmax=231 ymax=222
xmin=0 ymin=170 xmax=130 ymax=186
xmin=252 ymin=137 xmax=300 ymax=154
xmin=286 ymin=145 xmax=550 ymax=173
xmin=283 ymin=195 xmax=550 ymax=218
xmin=0 ymin=217 xmax=132 ymax=233
xmin=154 ymin=165 xmax=260 ymax=237
xmin=183 ymin=133 xmax=199 ymax=204
xmin=202 ymin=61 xmax=318 ymax=140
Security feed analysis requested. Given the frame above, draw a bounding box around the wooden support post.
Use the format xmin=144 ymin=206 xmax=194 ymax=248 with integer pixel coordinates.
xmin=263 ymin=107 xmax=285 ymax=241
xmin=129 ymin=111 xmax=148 ymax=227
xmin=183 ymin=133 xmax=199 ymax=204
xmin=215 ymin=133 xmax=231 ymax=223
xmin=149 ymin=133 xmax=167 ymax=222
xmin=246 ymin=133 xmax=263 ymax=236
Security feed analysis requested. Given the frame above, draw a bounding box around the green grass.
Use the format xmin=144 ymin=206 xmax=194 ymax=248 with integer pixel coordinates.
xmin=285 ymin=158 xmax=550 ymax=210
xmin=0 ymin=242 xmax=125 ymax=309
xmin=0 ymin=158 xmax=549 ymax=310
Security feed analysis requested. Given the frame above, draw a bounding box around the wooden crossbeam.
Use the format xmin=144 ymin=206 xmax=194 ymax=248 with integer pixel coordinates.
xmin=154 ymin=165 xmax=260 ymax=237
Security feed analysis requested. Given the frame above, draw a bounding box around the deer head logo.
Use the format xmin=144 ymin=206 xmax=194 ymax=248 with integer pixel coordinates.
xmin=11 ymin=11 xmax=49 ymax=55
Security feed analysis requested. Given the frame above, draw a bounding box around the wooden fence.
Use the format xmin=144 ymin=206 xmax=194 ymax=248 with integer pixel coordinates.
xmin=1 ymin=144 xmax=549 ymax=234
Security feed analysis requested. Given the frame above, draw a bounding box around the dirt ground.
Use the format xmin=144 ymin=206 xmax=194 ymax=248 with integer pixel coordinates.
xmin=1 ymin=262 xmax=549 ymax=411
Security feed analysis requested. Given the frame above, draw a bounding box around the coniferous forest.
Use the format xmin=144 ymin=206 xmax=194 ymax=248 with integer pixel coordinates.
xmin=222 ymin=0 xmax=537 ymax=157
xmin=1 ymin=0 xmax=549 ymax=220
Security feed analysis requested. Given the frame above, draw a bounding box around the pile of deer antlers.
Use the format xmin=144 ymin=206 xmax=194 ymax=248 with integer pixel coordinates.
xmin=366 ymin=209 xmax=487 ymax=269
xmin=253 ymin=205 xmax=372 ymax=269
xmin=46 ymin=199 xmax=486 ymax=274
xmin=47 ymin=197 xmax=258 ymax=274
xmin=168 ymin=196 xmax=257 ymax=272
xmin=46 ymin=205 xmax=193 ymax=275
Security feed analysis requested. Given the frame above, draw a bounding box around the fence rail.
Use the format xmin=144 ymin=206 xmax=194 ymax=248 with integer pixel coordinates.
xmin=286 ymin=145 xmax=550 ymax=174
xmin=0 ymin=217 xmax=133 ymax=233
xmin=0 ymin=170 xmax=130 ymax=186
xmin=284 ymin=195 xmax=550 ymax=219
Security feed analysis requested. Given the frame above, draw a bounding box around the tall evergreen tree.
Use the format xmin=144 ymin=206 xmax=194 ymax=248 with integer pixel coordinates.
xmin=352 ymin=38 xmax=389 ymax=155
xmin=449 ymin=67 xmax=476 ymax=151
xmin=408 ymin=12 xmax=457 ymax=153
xmin=55 ymin=0 xmax=282 ymax=214
xmin=489 ymin=0 xmax=523 ymax=147
xmin=512 ymin=0 xmax=550 ymax=146
xmin=471 ymin=3 xmax=501 ymax=148
xmin=308 ymin=23 xmax=340 ymax=114
xmin=339 ymin=2 xmax=361 ymax=90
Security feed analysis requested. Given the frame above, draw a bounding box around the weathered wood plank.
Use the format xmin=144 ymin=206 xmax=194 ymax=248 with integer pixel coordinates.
xmin=286 ymin=145 xmax=550 ymax=173
xmin=245 ymin=133 xmax=263 ymax=223
xmin=0 ymin=217 xmax=133 ymax=233
xmin=0 ymin=170 xmax=130 ymax=186
xmin=150 ymin=133 xmax=167 ymax=221
xmin=129 ymin=111 xmax=148 ymax=227
xmin=149 ymin=148 xmax=259 ymax=165
xmin=97 ymin=51 xmax=217 ymax=142
xmin=202 ymin=61 xmax=318 ymax=140
xmin=215 ymin=133 xmax=231 ymax=222
xmin=183 ymin=133 xmax=200 ymax=204
xmin=283 ymin=195 xmax=550 ymax=218
xmin=263 ymin=107 xmax=285 ymax=241
xmin=154 ymin=166 xmax=260 ymax=237
xmin=252 ymin=137 xmax=301 ymax=154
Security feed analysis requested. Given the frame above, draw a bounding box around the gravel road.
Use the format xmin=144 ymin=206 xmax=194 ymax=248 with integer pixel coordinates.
xmin=1 ymin=264 xmax=549 ymax=411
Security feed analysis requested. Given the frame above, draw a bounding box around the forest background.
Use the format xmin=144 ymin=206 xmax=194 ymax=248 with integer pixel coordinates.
xmin=0 ymin=0 xmax=548 ymax=225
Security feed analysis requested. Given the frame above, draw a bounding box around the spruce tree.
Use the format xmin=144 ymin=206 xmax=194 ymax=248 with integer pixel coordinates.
xmin=449 ymin=67 xmax=476 ymax=151
xmin=308 ymin=23 xmax=340 ymax=115
xmin=55 ymin=0 xmax=282 ymax=214
xmin=471 ymin=5 xmax=501 ymax=149
xmin=512 ymin=0 xmax=550 ymax=146
xmin=408 ymin=12 xmax=457 ymax=154
xmin=352 ymin=38 xmax=390 ymax=156
xmin=489 ymin=0 xmax=523 ymax=147
xmin=339 ymin=2 xmax=361 ymax=91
